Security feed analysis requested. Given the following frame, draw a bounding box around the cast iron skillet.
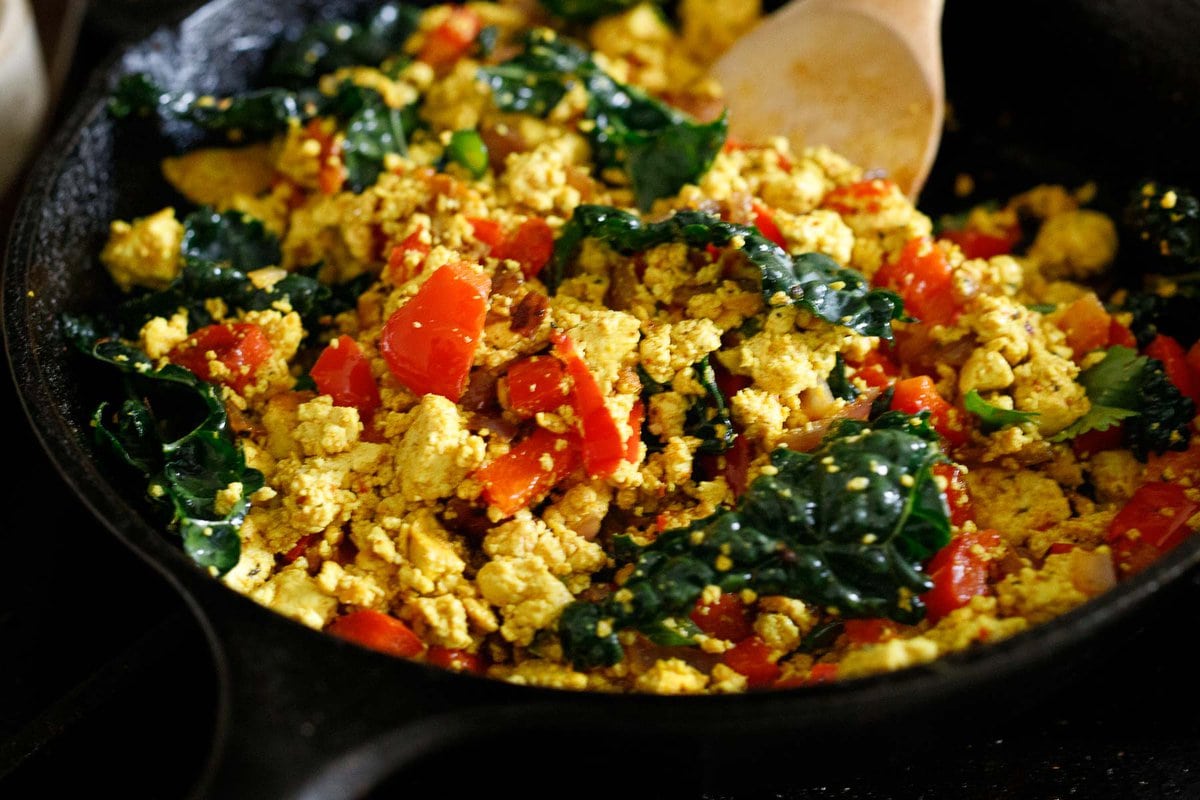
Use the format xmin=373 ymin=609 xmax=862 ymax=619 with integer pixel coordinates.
xmin=6 ymin=0 xmax=1200 ymax=796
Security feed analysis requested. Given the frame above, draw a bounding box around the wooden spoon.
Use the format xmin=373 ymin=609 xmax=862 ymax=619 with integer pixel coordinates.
xmin=710 ymin=0 xmax=945 ymax=198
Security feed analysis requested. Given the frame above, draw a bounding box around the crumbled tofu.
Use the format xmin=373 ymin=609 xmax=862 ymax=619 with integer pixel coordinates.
xmin=476 ymin=556 xmax=575 ymax=646
xmin=101 ymin=208 xmax=184 ymax=291
xmin=393 ymin=395 xmax=486 ymax=502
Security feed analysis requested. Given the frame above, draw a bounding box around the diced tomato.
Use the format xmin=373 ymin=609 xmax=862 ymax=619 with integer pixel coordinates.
xmin=751 ymin=201 xmax=787 ymax=249
xmin=722 ymin=636 xmax=780 ymax=688
xmin=843 ymin=618 xmax=894 ymax=645
xmin=169 ymin=322 xmax=273 ymax=393
xmin=379 ymin=261 xmax=490 ymax=402
xmin=426 ymin=646 xmax=485 ymax=674
xmin=932 ymin=462 xmax=973 ymax=527
xmin=386 ymin=228 xmax=431 ymax=284
xmin=1145 ymin=334 xmax=1200 ymax=405
xmin=626 ymin=399 xmax=644 ymax=463
xmin=503 ymin=356 xmax=569 ymax=418
xmin=872 ymin=237 xmax=960 ymax=326
xmin=306 ymin=119 xmax=345 ymax=195
xmin=922 ymin=528 xmax=1002 ymax=622
xmin=938 ymin=226 xmax=1020 ymax=260
xmin=468 ymin=217 xmax=505 ymax=250
xmin=821 ymin=178 xmax=895 ymax=216
xmin=310 ymin=335 xmax=381 ymax=417
xmin=503 ymin=218 xmax=555 ymax=279
xmin=1108 ymin=481 xmax=1199 ymax=575
xmin=418 ymin=6 xmax=482 ymax=69
xmin=1108 ymin=319 xmax=1138 ymax=349
xmin=475 ymin=427 xmax=580 ymax=517
xmin=328 ymin=610 xmax=425 ymax=658
xmin=551 ymin=330 xmax=626 ymax=479
xmin=1056 ymin=293 xmax=1111 ymax=360
xmin=890 ymin=375 xmax=969 ymax=447
xmin=1071 ymin=425 xmax=1125 ymax=458
xmin=690 ymin=593 xmax=753 ymax=642
xmin=851 ymin=349 xmax=899 ymax=389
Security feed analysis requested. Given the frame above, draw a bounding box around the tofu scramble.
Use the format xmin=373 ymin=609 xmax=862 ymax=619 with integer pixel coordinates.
xmin=79 ymin=1 xmax=1200 ymax=694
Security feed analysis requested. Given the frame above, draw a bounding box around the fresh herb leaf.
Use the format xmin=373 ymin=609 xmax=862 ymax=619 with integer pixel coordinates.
xmin=266 ymin=3 xmax=421 ymax=87
xmin=963 ymin=389 xmax=1038 ymax=432
xmin=481 ymin=30 xmax=726 ymax=210
xmin=86 ymin=339 xmax=263 ymax=575
xmin=551 ymin=205 xmax=905 ymax=338
xmin=559 ymin=412 xmax=950 ymax=667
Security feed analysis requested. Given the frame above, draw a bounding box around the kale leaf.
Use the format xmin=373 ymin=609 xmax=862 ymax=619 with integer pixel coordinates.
xmin=963 ymin=389 xmax=1038 ymax=432
xmin=1052 ymin=345 xmax=1194 ymax=460
xmin=266 ymin=3 xmax=421 ymax=87
xmin=550 ymin=205 xmax=905 ymax=338
xmin=86 ymin=339 xmax=264 ymax=575
xmin=559 ymin=411 xmax=950 ymax=668
xmin=1125 ymin=182 xmax=1200 ymax=273
xmin=321 ymin=82 xmax=410 ymax=192
xmin=539 ymin=0 xmax=654 ymax=22
xmin=1119 ymin=284 xmax=1200 ymax=349
xmin=481 ymin=30 xmax=726 ymax=210
xmin=638 ymin=358 xmax=735 ymax=454
xmin=109 ymin=73 xmax=316 ymax=135
xmin=826 ymin=353 xmax=860 ymax=402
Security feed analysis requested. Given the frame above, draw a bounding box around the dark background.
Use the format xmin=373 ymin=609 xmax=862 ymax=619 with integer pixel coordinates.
xmin=4 ymin=1 xmax=1200 ymax=797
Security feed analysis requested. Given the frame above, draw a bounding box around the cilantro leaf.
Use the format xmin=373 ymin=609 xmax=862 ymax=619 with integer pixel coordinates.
xmin=963 ymin=389 xmax=1039 ymax=432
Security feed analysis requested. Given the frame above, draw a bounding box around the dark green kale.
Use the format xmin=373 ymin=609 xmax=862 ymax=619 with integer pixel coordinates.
xmin=549 ymin=205 xmax=905 ymax=338
xmin=266 ymin=3 xmax=421 ymax=87
xmin=86 ymin=339 xmax=264 ymax=575
xmin=559 ymin=411 xmax=950 ymax=668
xmin=109 ymin=73 xmax=317 ymax=135
xmin=322 ymin=82 xmax=410 ymax=192
xmin=539 ymin=0 xmax=654 ymax=22
xmin=1118 ymin=284 xmax=1200 ymax=349
xmin=963 ymin=389 xmax=1038 ymax=432
xmin=1052 ymin=345 xmax=1194 ymax=460
xmin=1125 ymin=182 xmax=1200 ymax=273
xmin=827 ymin=353 xmax=859 ymax=402
xmin=638 ymin=357 xmax=735 ymax=454
xmin=480 ymin=30 xmax=726 ymax=210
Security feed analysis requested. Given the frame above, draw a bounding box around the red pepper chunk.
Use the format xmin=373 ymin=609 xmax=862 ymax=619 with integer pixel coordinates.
xmin=922 ymin=528 xmax=1002 ymax=622
xmin=689 ymin=593 xmax=753 ymax=642
xmin=306 ymin=119 xmax=345 ymax=195
xmin=872 ymin=237 xmax=959 ymax=326
xmin=890 ymin=375 xmax=969 ymax=447
xmin=1188 ymin=340 xmax=1200 ymax=378
xmin=551 ymin=330 xmax=626 ymax=479
xmin=1056 ymin=293 xmax=1111 ymax=360
xmin=475 ymin=427 xmax=580 ymax=517
xmin=426 ymin=646 xmax=485 ymax=674
xmin=723 ymin=636 xmax=780 ymax=688
xmin=379 ymin=261 xmax=490 ymax=402
xmin=418 ymin=6 xmax=482 ymax=69
xmin=1145 ymin=334 xmax=1200 ymax=405
xmin=386 ymin=228 xmax=431 ymax=284
xmin=1108 ymin=319 xmax=1138 ymax=350
xmin=932 ymin=462 xmax=973 ymax=527
xmin=311 ymin=335 xmax=380 ymax=417
xmin=937 ymin=226 xmax=1019 ymax=260
xmin=851 ymin=349 xmax=899 ymax=389
xmin=503 ymin=356 xmax=569 ymax=417
xmin=503 ymin=218 xmax=555 ymax=279
xmin=821 ymin=178 xmax=895 ymax=215
xmin=328 ymin=610 xmax=425 ymax=658
xmin=169 ymin=322 xmax=273 ymax=393
xmin=751 ymin=201 xmax=787 ymax=249
xmin=843 ymin=618 xmax=894 ymax=645
xmin=468 ymin=217 xmax=505 ymax=250
xmin=1108 ymin=482 xmax=1199 ymax=576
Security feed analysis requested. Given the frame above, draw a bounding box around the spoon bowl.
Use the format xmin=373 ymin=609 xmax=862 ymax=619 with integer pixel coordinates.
xmin=711 ymin=0 xmax=945 ymax=197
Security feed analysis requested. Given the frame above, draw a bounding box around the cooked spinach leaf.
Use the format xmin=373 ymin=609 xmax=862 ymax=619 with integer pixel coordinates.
xmin=481 ymin=30 xmax=726 ymax=210
xmin=266 ymin=3 xmax=420 ymax=87
xmin=963 ymin=389 xmax=1038 ymax=432
xmin=550 ymin=205 xmax=905 ymax=338
xmin=559 ymin=411 xmax=950 ymax=667
xmin=1051 ymin=345 xmax=1194 ymax=460
xmin=87 ymin=339 xmax=263 ymax=575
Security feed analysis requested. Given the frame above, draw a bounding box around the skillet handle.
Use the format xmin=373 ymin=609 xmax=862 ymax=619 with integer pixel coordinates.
xmin=183 ymin=579 xmax=502 ymax=800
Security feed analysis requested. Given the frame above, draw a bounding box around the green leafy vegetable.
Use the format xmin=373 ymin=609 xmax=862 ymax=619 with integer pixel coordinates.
xmin=266 ymin=3 xmax=421 ymax=87
xmin=1052 ymin=345 xmax=1194 ymax=460
xmin=827 ymin=353 xmax=859 ymax=402
xmin=109 ymin=73 xmax=316 ymax=135
xmin=481 ymin=30 xmax=726 ymax=210
xmin=1118 ymin=283 xmax=1200 ymax=349
xmin=446 ymin=129 xmax=490 ymax=178
xmin=539 ymin=0 xmax=653 ymax=22
xmin=324 ymin=82 xmax=409 ymax=192
xmin=86 ymin=339 xmax=264 ymax=575
xmin=550 ymin=205 xmax=905 ymax=338
xmin=559 ymin=411 xmax=950 ymax=667
xmin=963 ymin=389 xmax=1038 ymax=432
xmin=1125 ymin=182 xmax=1200 ymax=273
xmin=638 ymin=357 xmax=735 ymax=454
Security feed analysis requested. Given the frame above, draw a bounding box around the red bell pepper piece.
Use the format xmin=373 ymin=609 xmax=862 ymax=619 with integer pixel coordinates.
xmin=306 ymin=119 xmax=345 ymax=195
xmin=426 ymin=646 xmax=485 ymax=674
xmin=1108 ymin=319 xmax=1138 ymax=349
xmin=937 ymin=225 xmax=1020 ymax=260
xmin=551 ymin=329 xmax=626 ymax=478
xmin=723 ymin=636 xmax=780 ymax=688
xmin=922 ymin=528 xmax=1002 ymax=622
xmin=842 ymin=618 xmax=895 ymax=645
xmin=386 ymin=228 xmax=431 ymax=284
xmin=169 ymin=322 xmax=273 ymax=393
xmin=310 ymin=335 xmax=381 ymax=418
xmin=1056 ymin=293 xmax=1111 ymax=360
xmin=1145 ymin=334 xmax=1200 ymax=405
xmin=379 ymin=261 xmax=490 ymax=402
xmin=890 ymin=375 xmax=969 ymax=447
xmin=821 ymin=178 xmax=894 ymax=215
xmin=475 ymin=427 xmax=580 ymax=517
xmin=751 ymin=200 xmax=787 ymax=249
xmin=1108 ymin=481 xmax=1199 ymax=575
xmin=503 ymin=218 xmax=555 ymax=279
xmin=468 ymin=217 xmax=506 ymax=251
xmin=873 ymin=237 xmax=960 ymax=327
xmin=932 ymin=462 xmax=973 ymax=527
xmin=689 ymin=593 xmax=753 ymax=642
xmin=328 ymin=610 xmax=425 ymax=658
xmin=1071 ymin=425 xmax=1125 ymax=458
xmin=626 ymin=399 xmax=644 ymax=463
xmin=503 ymin=356 xmax=569 ymax=418
xmin=418 ymin=6 xmax=482 ymax=69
